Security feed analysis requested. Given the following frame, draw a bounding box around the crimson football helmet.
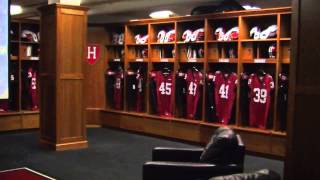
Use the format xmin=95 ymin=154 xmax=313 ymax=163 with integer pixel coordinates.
xmin=135 ymin=34 xmax=148 ymax=44
xmin=224 ymin=27 xmax=239 ymax=41
xmin=21 ymin=30 xmax=38 ymax=42
xmin=182 ymin=29 xmax=193 ymax=42
xmin=157 ymin=30 xmax=166 ymax=43
xmin=164 ymin=29 xmax=175 ymax=42
xmin=191 ymin=28 xmax=204 ymax=42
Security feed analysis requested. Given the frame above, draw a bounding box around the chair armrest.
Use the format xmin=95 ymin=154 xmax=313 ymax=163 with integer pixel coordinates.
xmin=143 ymin=161 xmax=242 ymax=180
xmin=152 ymin=147 xmax=204 ymax=162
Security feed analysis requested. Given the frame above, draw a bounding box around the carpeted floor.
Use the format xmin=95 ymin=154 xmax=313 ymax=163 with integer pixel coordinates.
xmin=0 ymin=128 xmax=283 ymax=180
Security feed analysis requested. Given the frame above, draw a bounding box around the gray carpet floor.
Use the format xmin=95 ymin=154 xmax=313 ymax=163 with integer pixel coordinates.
xmin=0 ymin=128 xmax=283 ymax=180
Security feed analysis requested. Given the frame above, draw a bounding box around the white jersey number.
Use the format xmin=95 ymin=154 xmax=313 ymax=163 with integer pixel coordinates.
xmin=159 ymin=82 xmax=172 ymax=95
xmin=188 ymin=82 xmax=197 ymax=96
xmin=219 ymin=84 xmax=229 ymax=99
xmin=253 ymin=88 xmax=267 ymax=104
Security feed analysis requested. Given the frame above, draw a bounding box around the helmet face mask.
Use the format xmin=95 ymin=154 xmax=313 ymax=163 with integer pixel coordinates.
xmin=260 ymin=25 xmax=277 ymax=40
xmin=182 ymin=29 xmax=193 ymax=42
xmin=215 ymin=27 xmax=225 ymax=41
xmin=157 ymin=30 xmax=166 ymax=43
xmin=250 ymin=26 xmax=261 ymax=40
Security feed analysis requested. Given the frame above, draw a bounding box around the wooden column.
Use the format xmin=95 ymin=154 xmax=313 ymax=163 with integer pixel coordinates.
xmin=38 ymin=4 xmax=88 ymax=151
xmin=285 ymin=0 xmax=320 ymax=179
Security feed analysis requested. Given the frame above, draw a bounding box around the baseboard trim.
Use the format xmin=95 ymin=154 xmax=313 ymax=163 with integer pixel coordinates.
xmin=40 ymin=139 xmax=88 ymax=151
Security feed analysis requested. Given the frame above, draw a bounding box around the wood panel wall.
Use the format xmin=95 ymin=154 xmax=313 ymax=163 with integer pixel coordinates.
xmin=39 ymin=4 xmax=88 ymax=151
xmin=285 ymin=0 xmax=320 ymax=179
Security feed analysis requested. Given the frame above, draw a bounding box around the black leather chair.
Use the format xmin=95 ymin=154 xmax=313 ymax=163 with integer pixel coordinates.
xmin=143 ymin=127 xmax=245 ymax=180
xmin=209 ymin=169 xmax=281 ymax=180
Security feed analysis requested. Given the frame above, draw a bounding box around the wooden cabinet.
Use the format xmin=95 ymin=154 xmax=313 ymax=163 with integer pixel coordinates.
xmin=87 ymin=7 xmax=291 ymax=157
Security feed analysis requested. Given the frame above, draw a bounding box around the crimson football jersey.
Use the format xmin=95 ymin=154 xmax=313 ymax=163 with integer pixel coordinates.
xmin=248 ymin=73 xmax=274 ymax=129
xmin=213 ymin=71 xmax=237 ymax=124
xmin=150 ymin=71 xmax=174 ymax=117
xmin=28 ymin=67 xmax=38 ymax=110
xmin=114 ymin=70 xmax=124 ymax=110
xmin=106 ymin=69 xmax=124 ymax=110
xmin=184 ymin=69 xmax=203 ymax=119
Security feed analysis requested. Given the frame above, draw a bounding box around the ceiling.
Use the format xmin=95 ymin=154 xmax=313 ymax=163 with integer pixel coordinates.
xmin=11 ymin=0 xmax=291 ymax=23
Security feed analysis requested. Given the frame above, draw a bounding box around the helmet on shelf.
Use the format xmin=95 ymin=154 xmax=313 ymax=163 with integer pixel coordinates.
xmin=260 ymin=25 xmax=277 ymax=40
xmin=182 ymin=29 xmax=193 ymax=42
xmin=215 ymin=27 xmax=225 ymax=41
xmin=191 ymin=28 xmax=204 ymax=42
xmin=164 ymin=29 xmax=175 ymax=42
xmin=224 ymin=26 xmax=239 ymax=41
xmin=21 ymin=30 xmax=38 ymax=42
xmin=249 ymin=26 xmax=261 ymax=40
xmin=157 ymin=30 xmax=166 ymax=43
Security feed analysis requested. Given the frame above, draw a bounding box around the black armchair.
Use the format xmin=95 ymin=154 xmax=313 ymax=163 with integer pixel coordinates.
xmin=143 ymin=127 xmax=245 ymax=180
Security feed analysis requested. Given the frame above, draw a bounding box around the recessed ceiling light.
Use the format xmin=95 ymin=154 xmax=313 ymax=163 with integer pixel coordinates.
xmin=149 ymin=10 xmax=174 ymax=19
xmin=10 ymin=5 xmax=23 ymax=15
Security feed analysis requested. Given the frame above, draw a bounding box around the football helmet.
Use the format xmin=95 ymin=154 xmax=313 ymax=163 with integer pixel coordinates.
xmin=112 ymin=33 xmax=119 ymax=44
xmin=21 ymin=30 xmax=38 ymax=42
xmin=164 ymin=29 xmax=175 ymax=42
xmin=157 ymin=30 xmax=166 ymax=43
xmin=215 ymin=27 xmax=225 ymax=41
xmin=268 ymin=44 xmax=276 ymax=58
xmin=249 ymin=26 xmax=261 ymax=40
xmin=260 ymin=25 xmax=277 ymax=40
xmin=182 ymin=29 xmax=193 ymax=42
xmin=224 ymin=27 xmax=239 ymax=41
xmin=135 ymin=34 xmax=148 ymax=44
xmin=191 ymin=28 xmax=204 ymax=42
xmin=118 ymin=33 xmax=124 ymax=45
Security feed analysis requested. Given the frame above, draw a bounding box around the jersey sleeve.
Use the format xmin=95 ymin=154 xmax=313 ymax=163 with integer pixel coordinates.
xmin=269 ymin=75 xmax=275 ymax=90
xmin=248 ymin=74 xmax=254 ymax=89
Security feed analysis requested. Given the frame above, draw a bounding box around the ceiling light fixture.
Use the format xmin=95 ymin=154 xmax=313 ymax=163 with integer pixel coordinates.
xmin=10 ymin=5 xmax=23 ymax=15
xmin=149 ymin=10 xmax=174 ymax=19
xmin=242 ymin=5 xmax=261 ymax=10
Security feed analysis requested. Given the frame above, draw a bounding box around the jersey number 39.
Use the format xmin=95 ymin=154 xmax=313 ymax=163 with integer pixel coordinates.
xmin=253 ymin=88 xmax=267 ymax=104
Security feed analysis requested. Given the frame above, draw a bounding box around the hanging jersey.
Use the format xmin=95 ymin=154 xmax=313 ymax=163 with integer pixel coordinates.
xmin=126 ymin=69 xmax=136 ymax=111
xmin=248 ymin=73 xmax=274 ymax=129
xmin=206 ymin=72 xmax=216 ymax=122
xmin=176 ymin=70 xmax=187 ymax=117
xmin=28 ymin=67 xmax=38 ymax=110
xmin=278 ymin=73 xmax=288 ymax=131
xmin=240 ymin=72 xmax=249 ymax=125
xmin=150 ymin=71 xmax=174 ymax=117
xmin=213 ymin=71 xmax=237 ymax=125
xmin=184 ymin=69 xmax=203 ymax=119
xmin=135 ymin=70 xmax=144 ymax=112
xmin=114 ymin=70 xmax=124 ymax=110
xmin=127 ymin=68 xmax=144 ymax=112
